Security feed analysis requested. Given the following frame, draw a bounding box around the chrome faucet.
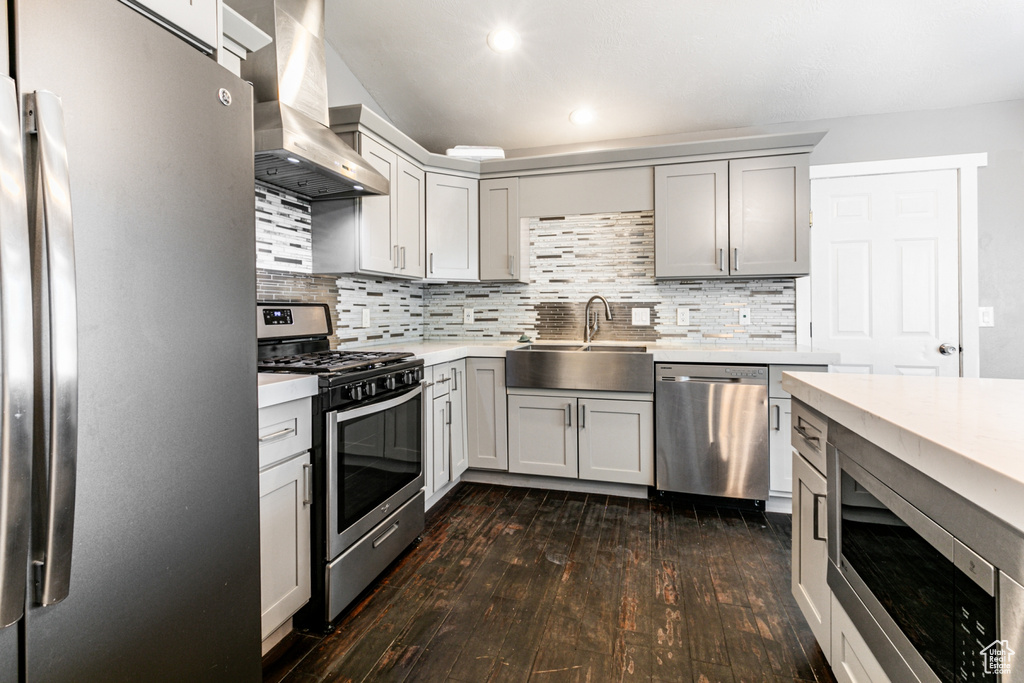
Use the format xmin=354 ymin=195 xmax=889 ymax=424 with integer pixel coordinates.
xmin=584 ymin=295 xmax=612 ymax=343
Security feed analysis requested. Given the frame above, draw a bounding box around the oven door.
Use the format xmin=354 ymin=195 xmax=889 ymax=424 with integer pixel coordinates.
xmin=830 ymin=450 xmax=998 ymax=683
xmin=326 ymin=384 xmax=423 ymax=559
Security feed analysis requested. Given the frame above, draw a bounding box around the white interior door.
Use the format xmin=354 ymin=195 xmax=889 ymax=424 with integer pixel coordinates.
xmin=810 ymin=170 xmax=961 ymax=376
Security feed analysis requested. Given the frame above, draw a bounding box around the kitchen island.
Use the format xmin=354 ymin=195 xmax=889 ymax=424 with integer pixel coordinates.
xmin=782 ymin=371 xmax=1024 ymax=683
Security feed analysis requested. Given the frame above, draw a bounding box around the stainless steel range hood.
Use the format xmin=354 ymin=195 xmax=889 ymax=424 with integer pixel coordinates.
xmin=233 ymin=0 xmax=389 ymax=200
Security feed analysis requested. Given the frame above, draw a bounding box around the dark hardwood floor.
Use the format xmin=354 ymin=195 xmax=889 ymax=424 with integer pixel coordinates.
xmin=263 ymin=483 xmax=836 ymax=683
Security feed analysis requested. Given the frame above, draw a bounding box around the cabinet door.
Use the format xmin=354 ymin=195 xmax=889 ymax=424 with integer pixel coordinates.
xmin=831 ymin=595 xmax=891 ymax=682
xmin=508 ymin=394 xmax=577 ymax=478
xmin=654 ymin=161 xmax=729 ymax=278
xmin=395 ymin=156 xmax=425 ymax=278
xmin=728 ymin=154 xmax=810 ymax=277
xmin=357 ymin=135 xmax=398 ymax=274
xmin=432 ymin=393 xmax=450 ymax=494
xmin=479 ymin=178 xmax=525 ymax=282
xmin=792 ymin=451 xmax=830 ymax=661
xmin=426 ymin=173 xmax=479 ymax=281
xmin=449 ymin=361 xmax=469 ymax=478
xmin=768 ymin=397 xmax=793 ymax=495
xmin=259 ymin=453 xmax=311 ymax=640
xmin=466 ymin=358 xmax=508 ymax=470
xmin=578 ymin=398 xmax=653 ymax=485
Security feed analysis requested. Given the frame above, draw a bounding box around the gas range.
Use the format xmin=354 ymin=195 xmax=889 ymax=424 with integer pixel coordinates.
xmin=256 ymin=302 xmax=424 ymax=397
xmin=256 ymin=301 xmax=427 ymax=629
xmin=258 ymin=348 xmax=423 ymax=390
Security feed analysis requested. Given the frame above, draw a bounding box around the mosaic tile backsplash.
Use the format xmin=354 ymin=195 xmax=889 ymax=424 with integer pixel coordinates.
xmin=254 ymin=189 xmax=796 ymax=347
xmin=425 ymin=212 xmax=795 ymax=344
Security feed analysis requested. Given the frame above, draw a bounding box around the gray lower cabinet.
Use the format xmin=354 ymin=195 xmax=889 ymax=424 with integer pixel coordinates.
xmin=769 ymin=365 xmax=827 ymax=498
xmin=508 ymin=390 xmax=653 ymax=485
xmin=259 ymin=451 xmax=311 ymax=641
xmin=655 ymin=153 xmax=810 ymax=278
xmin=769 ymin=397 xmax=793 ymax=496
xmin=479 ymin=178 xmax=527 ymax=282
xmin=830 ymin=595 xmax=892 ymax=683
xmin=258 ymin=397 xmax=312 ymax=644
xmin=426 ymin=173 xmax=479 ymax=281
xmin=577 ymin=397 xmax=654 ymax=485
xmin=424 ymin=361 xmax=468 ymax=503
xmin=466 ymin=358 xmax=509 ymax=470
xmin=508 ymin=393 xmax=579 ymax=478
xmin=791 ymin=450 xmax=830 ymax=662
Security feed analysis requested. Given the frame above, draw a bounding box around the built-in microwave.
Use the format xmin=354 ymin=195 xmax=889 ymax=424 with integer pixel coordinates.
xmin=827 ymin=421 xmax=1024 ymax=682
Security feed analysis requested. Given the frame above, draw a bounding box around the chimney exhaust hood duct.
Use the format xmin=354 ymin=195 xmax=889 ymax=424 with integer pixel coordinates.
xmin=232 ymin=0 xmax=389 ymax=200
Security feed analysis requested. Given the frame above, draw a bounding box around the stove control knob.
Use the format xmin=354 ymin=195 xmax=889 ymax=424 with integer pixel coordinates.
xmin=349 ymin=384 xmax=363 ymax=401
xmin=402 ymin=371 xmax=414 ymax=385
xmin=385 ymin=376 xmax=397 ymax=391
xmin=366 ymin=382 xmax=377 ymax=397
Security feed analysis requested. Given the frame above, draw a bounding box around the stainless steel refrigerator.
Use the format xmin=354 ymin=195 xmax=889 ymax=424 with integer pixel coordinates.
xmin=0 ymin=1 xmax=261 ymax=680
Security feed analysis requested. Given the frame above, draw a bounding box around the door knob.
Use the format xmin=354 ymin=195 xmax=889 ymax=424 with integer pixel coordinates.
xmin=938 ymin=343 xmax=958 ymax=356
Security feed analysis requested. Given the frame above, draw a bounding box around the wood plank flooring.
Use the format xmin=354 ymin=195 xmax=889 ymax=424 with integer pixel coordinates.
xmin=263 ymin=483 xmax=836 ymax=683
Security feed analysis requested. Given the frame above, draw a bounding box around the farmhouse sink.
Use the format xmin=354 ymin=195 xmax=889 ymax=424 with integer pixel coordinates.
xmin=506 ymin=343 xmax=653 ymax=393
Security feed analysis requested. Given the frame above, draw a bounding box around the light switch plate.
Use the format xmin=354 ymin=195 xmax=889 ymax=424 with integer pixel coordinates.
xmin=463 ymin=308 xmax=475 ymax=324
xmin=979 ymin=306 xmax=995 ymax=327
xmin=738 ymin=307 xmax=751 ymax=325
xmin=676 ymin=308 xmax=690 ymax=326
xmin=361 ymin=309 xmax=371 ymax=327
xmin=632 ymin=307 xmax=650 ymax=326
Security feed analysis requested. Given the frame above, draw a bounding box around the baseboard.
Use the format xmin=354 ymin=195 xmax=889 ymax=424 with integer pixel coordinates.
xmin=460 ymin=469 xmax=649 ymax=499
xmin=766 ymin=494 xmax=793 ymax=514
xmin=262 ymin=617 xmax=292 ymax=657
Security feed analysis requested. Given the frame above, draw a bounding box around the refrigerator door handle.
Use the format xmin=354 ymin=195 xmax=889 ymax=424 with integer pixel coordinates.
xmin=0 ymin=77 xmax=34 ymax=628
xmin=29 ymin=91 xmax=79 ymax=607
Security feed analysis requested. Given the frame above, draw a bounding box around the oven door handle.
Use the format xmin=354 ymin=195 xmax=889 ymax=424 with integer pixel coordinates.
xmin=326 ymin=384 xmax=422 ymax=546
xmin=331 ymin=384 xmax=422 ymax=424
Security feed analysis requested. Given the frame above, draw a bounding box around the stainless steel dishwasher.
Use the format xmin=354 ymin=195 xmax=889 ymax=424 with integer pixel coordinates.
xmin=655 ymin=364 xmax=769 ymax=500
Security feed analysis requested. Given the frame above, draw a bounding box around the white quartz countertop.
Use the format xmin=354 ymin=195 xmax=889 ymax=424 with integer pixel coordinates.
xmin=350 ymin=340 xmax=838 ymax=367
xmin=782 ymin=372 xmax=1024 ymax=534
xmin=257 ymin=373 xmax=318 ymax=409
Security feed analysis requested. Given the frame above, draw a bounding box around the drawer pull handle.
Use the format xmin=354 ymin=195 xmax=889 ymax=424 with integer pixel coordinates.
xmin=773 ymin=404 xmax=781 ymax=431
xmin=794 ymin=423 xmax=819 ymax=445
xmin=372 ymin=522 xmax=400 ymax=548
xmin=302 ymin=463 xmax=312 ymax=505
xmin=259 ymin=426 xmax=295 ymax=443
xmin=812 ymin=493 xmax=827 ymax=542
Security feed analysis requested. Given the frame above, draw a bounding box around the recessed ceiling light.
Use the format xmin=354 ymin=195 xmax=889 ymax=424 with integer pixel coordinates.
xmin=569 ymin=108 xmax=595 ymax=125
xmin=487 ymin=28 xmax=520 ymax=53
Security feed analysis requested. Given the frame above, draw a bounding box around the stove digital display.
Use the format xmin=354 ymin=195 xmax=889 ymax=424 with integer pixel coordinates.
xmin=262 ymin=308 xmax=293 ymax=325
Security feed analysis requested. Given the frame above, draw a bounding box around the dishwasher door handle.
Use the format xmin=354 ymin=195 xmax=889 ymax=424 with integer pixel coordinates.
xmin=660 ymin=376 xmax=742 ymax=384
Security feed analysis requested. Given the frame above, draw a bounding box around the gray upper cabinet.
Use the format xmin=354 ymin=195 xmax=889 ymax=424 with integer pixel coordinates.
xmin=479 ymin=178 xmax=527 ymax=282
xmin=655 ymin=154 xmax=810 ymax=278
xmin=425 ymin=173 xmax=479 ymax=281
xmin=729 ymin=155 xmax=810 ymax=277
xmin=654 ymin=160 xmax=729 ymax=278
xmin=395 ymin=156 xmax=426 ymax=278
xmin=311 ymin=133 xmax=425 ymax=279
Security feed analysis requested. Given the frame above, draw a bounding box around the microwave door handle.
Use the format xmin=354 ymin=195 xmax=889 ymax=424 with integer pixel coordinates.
xmin=29 ymin=91 xmax=79 ymax=607
xmin=0 ymin=77 xmax=34 ymax=628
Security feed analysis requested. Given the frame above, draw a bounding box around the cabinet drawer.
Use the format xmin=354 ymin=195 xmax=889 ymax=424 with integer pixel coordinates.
xmin=258 ymin=397 xmax=312 ymax=469
xmin=791 ymin=400 xmax=827 ymax=475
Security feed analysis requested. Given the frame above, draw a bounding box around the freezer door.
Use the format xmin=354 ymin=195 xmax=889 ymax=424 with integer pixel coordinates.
xmin=13 ymin=0 xmax=261 ymax=680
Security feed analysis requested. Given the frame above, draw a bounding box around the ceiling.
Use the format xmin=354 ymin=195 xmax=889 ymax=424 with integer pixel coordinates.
xmin=323 ymin=0 xmax=1024 ymax=155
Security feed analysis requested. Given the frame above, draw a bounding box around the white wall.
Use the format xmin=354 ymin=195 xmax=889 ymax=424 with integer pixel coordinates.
xmin=777 ymin=101 xmax=1024 ymax=379
xmin=323 ymin=40 xmax=394 ymax=124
